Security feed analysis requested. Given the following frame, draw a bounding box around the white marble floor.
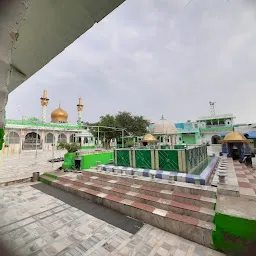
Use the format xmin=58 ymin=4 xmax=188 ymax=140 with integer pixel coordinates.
xmin=0 ymin=150 xmax=66 ymax=183
xmin=0 ymin=183 xmax=225 ymax=256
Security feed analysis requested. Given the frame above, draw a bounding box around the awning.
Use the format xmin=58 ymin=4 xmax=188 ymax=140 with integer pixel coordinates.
xmin=246 ymin=131 xmax=256 ymax=139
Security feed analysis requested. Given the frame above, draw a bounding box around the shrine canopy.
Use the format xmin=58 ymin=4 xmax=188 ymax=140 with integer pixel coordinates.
xmin=220 ymin=132 xmax=253 ymax=143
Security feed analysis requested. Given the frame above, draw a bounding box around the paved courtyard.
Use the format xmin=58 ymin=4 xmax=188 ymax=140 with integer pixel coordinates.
xmin=0 ymin=182 xmax=224 ymax=256
xmin=0 ymin=150 xmax=227 ymax=255
xmin=0 ymin=150 xmax=66 ymax=184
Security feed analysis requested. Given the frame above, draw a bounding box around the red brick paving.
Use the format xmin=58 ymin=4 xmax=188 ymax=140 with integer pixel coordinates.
xmin=131 ymin=201 xmax=155 ymax=212
xmin=136 ymin=194 xmax=159 ymax=202
xmin=236 ymin=174 xmax=247 ymax=178
xmin=166 ymin=212 xmax=198 ymax=226
xmin=86 ymin=188 xmax=100 ymax=196
xmin=172 ymin=191 xmax=201 ymax=200
xmin=170 ymin=201 xmax=200 ymax=212
xmin=105 ymin=194 xmax=123 ymax=202
xmin=141 ymin=185 xmax=162 ymax=193
xmin=92 ymin=183 xmax=104 ymax=188
xmin=70 ymin=185 xmax=82 ymax=190
xmin=54 ymin=180 xmax=67 ymax=185
xmin=58 ymin=175 xmax=207 ymax=212
xmin=234 ymin=162 xmax=256 ymax=197
xmin=238 ymin=182 xmax=252 ymax=188
xmin=112 ymin=187 xmax=127 ymax=194
xmin=116 ymin=181 xmax=128 ymax=186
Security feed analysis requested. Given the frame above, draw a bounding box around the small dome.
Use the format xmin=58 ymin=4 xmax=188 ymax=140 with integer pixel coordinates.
xmin=51 ymin=107 xmax=68 ymax=123
xmin=151 ymin=115 xmax=177 ymax=134
xmin=223 ymin=132 xmax=247 ymax=141
xmin=142 ymin=133 xmax=157 ymax=142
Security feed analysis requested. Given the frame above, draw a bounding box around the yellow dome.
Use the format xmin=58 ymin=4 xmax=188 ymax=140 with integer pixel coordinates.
xmin=51 ymin=107 xmax=68 ymax=123
xmin=142 ymin=133 xmax=157 ymax=142
xmin=223 ymin=132 xmax=247 ymax=141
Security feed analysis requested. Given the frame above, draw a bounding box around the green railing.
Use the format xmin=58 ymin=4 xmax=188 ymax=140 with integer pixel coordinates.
xmin=114 ymin=145 xmax=207 ymax=172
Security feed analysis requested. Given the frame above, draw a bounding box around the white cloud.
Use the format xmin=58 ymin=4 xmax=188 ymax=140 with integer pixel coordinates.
xmin=6 ymin=0 xmax=256 ymax=124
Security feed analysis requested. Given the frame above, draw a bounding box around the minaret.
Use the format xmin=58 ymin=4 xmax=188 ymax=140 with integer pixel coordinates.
xmin=40 ymin=89 xmax=49 ymax=122
xmin=209 ymin=101 xmax=216 ymax=116
xmin=77 ymin=97 xmax=84 ymax=124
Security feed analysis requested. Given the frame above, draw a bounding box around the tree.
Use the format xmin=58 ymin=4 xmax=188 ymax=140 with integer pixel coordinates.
xmin=57 ymin=142 xmax=81 ymax=153
xmin=85 ymin=111 xmax=148 ymax=149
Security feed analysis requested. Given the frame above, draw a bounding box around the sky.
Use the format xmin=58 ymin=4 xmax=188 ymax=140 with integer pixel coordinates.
xmin=6 ymin=0 xmax=256 ymax=125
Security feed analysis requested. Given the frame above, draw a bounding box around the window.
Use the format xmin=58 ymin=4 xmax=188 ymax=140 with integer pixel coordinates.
xmin=45 ymin=133 xmax=54 ymax=143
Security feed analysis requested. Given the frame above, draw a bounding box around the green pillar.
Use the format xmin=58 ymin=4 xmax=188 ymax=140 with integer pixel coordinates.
xmin=0 ymin=128 xmax=4 ymax=150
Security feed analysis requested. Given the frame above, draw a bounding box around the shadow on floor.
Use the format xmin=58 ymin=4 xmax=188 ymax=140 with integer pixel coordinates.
xmin=31 ymin=183 xmax=143 ymax=235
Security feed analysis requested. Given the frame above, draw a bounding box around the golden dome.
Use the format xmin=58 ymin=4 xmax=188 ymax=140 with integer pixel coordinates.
xmin=223 ymin=132 xmax=248 ymax=142
xmin=142 ymin=133 xmax=157 ymax=142
xmin=51 ymin=107 xmax=68 ymax=123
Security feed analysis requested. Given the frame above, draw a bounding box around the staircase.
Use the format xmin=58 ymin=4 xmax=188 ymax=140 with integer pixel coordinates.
xmin=40 ymin=169 xmax=217 ymax=248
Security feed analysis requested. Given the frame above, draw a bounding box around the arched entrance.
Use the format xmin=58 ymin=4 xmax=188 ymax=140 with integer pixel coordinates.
xmin=23 ymin=132 xmax=42 ymax=150
xmin=58 ymin=133 xmax=67 ymax=143
xmin=211 ymin=135 xmax=221 ymax=144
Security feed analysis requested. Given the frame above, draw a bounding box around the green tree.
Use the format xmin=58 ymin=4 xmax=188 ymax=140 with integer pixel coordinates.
xmin=57 ymin=142 xmax=81 ymax=153
xmin=85 ymin=112 xmax=148 ymax=149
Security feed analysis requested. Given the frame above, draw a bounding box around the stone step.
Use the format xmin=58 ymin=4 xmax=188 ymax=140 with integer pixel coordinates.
xmin=58 ymin=175 xmax=214 ymax=222
xmin=73 ymin=172 xmax=216 ymax=210
xmin=40 ymin=175 xmax=215 ymax=248
xmin=92 ymin=168 xmax=217 ymax=198
xmin=40 ymin=175 xmax=56 ymax=184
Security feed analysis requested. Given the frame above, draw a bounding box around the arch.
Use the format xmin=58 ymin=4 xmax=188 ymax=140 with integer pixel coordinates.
xmin=6 ymin=131 xmax=20 ymax=144
xmin=45 ymin=133 xmax=54 ymax=143
xmin=211 ymin=135 xmax=221 ymax=144
xmin=70 ymin=134 xmax=76 ymax=143
xmin=25 ymin=132 xmax=40 ymax=141
xmin=23 ymin=132 xmax=41 ymax=150
xmin=58 ymin=133 xmax=67 ymax=143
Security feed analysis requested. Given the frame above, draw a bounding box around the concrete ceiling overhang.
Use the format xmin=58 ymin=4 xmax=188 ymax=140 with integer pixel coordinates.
xmin=0 ymin=0 xmax=125 ymax=128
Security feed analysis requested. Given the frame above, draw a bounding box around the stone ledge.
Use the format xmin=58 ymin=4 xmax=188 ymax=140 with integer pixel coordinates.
xmin=0 ymin=176 xmax=32 ymax=187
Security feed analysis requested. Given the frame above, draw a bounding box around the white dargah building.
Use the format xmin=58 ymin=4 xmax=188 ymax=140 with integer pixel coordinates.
xmin=1 ymin=90 xmax=95 ymax=154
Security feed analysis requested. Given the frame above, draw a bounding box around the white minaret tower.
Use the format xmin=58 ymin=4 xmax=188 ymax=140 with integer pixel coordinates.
xmin=77 ymin=97 xmax=84 ymax=125
xmin=40 ymin=89 xmax=49 ymax=122
xmin=209 ymin=101 xmax=216 ymax=116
